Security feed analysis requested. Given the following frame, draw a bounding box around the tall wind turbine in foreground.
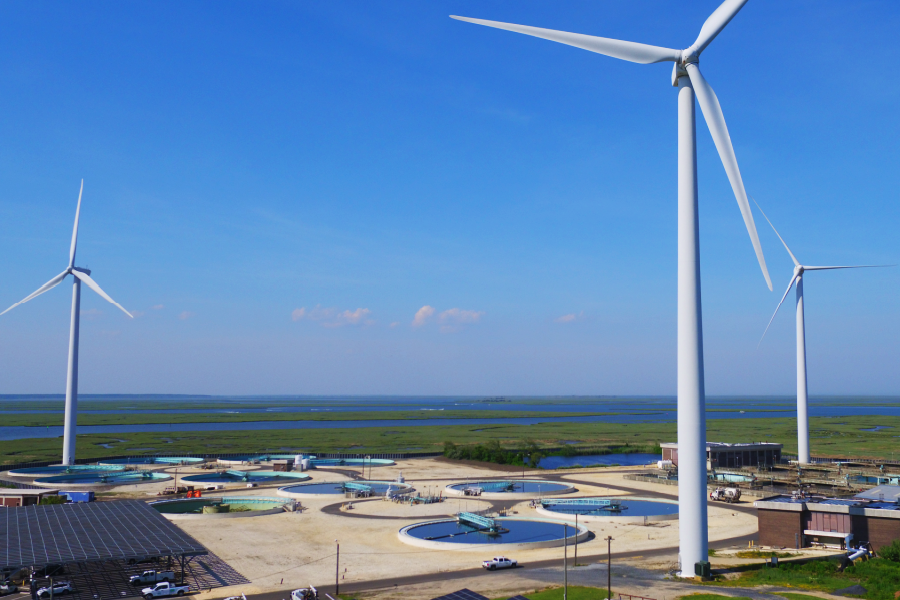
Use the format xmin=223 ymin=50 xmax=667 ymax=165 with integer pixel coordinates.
xmin=756 ymin=201 xmax=890 ymax=465
xmin=1 ymin=181 xmax=133 ymax=465
xmin=451 ymin=0 xmax=772 ymax=575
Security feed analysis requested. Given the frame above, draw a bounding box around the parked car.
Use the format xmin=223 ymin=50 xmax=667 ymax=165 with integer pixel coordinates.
xmin=0 ymin=583 xmax=19 ymax=597
xmin=141 ymin=582 xmax=189 ymax=599
xmin=482 ymin=557 xmax=517 ymax=570
xmin=130 ymin=571 xmax=175 ymax=585
xmin=36 ymin=581 xmax=74 ymax=598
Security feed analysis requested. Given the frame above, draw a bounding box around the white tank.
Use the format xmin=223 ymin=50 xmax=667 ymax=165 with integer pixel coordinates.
xmin=658 ymin=460 xmax=673 ymax=469
xmin=300 ymin=458 xmax=310 ymax=471
xmin=396 ymin=471 xmax=405 ymax=483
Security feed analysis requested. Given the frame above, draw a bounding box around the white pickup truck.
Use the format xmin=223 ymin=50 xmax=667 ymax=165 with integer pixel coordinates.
xmin=482 ymin=557 xmax=517 ymax=570
xmin=141 ymin=581 xmax=189 ymax=599
xmin=131 ymin=571 xmax=175 ymax=585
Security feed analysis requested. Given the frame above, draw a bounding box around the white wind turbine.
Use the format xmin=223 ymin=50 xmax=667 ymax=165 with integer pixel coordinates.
xmin=451 ymin=0 xmax=772 ymax=575
xmin=1 ymin=181 xmax=133 ymax=465
xmin=756 ymin=201 xmax=891 ymax=465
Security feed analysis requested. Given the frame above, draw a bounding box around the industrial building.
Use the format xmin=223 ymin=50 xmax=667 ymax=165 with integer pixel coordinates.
xmin=661 ymin=441 xmax=783 ymax=469
xmin=0 ymin=489 xmax=58 ymax=508
xmin=755 ymin=486 xmax=900 ymax=551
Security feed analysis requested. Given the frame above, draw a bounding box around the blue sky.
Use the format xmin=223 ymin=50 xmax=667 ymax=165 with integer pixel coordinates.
xmin=0 ymin=0 xmax=897 ymax=396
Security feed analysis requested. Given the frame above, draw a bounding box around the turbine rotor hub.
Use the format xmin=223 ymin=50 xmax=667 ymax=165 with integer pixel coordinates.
xmin=680 ymin=49 xmax=700 ymax=65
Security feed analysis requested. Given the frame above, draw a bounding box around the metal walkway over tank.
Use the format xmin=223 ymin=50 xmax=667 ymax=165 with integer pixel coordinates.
xmin=457 ymin=512 xmax=499 ymax=532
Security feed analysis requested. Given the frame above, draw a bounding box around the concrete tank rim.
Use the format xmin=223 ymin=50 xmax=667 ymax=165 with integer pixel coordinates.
xmin=277 ymin=480 xmax=415 ymax=499
xmin=149 ymin=496 xmax=291 ymax=519
xmin=444 ymin=479 xmax=576 ymax=500
xmin=536 ymin=495 xmax=679 ymax=524
xmin=31 ymin=472 xmax=172 ymax=487
xmin=397 ymin=516 xmax=590 ymax=551
xmin=180 ymin=471 xmax=312 ymax=485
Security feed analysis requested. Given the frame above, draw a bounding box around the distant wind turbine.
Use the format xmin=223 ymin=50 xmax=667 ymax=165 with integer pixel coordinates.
xmin=756 ymin=200 xmax=892 ymax=465
xmin=451 ymin=0 xmax=771 ymax=576
xmin=1 ymin=181 xmax=133 ymax=465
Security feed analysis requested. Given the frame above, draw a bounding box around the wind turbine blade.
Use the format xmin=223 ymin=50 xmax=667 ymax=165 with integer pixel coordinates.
xmin=69 ymin=180 xmax=84 ymax=269
xmin=751 ymin=197 xmax=800 ymax=267
xmin=71 ymin=269 xmax=133 ymax=318
xmin=0 ymin=270 xmax=70 ymax=316
xmin=759 ymin=273 xmax=799 ymax=347
xmin=803 ymin=265 xmax=896 ymax=271
xmin=449 ymin=16 xmax=681 ymax=64
xmin=686 ymin=63 xmax=772 ymax=291
xmin=687 ymin=0 xmax=750 ymax=57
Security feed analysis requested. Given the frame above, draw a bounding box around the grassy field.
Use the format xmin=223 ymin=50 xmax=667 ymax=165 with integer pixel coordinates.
xmin=0 ymin=410 xmax=631 ymax=427
xmin=491 ymin=586 xmax=614 ymax=600
xmin=2 ymin=415 xmax=900 ymax=466
xmin=710 ymin=557 xmax=900 ymax=600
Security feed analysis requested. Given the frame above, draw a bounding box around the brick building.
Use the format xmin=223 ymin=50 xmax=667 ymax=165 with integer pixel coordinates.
xmin=661 ymin=441 xmax=783 ymax=469
xmin=755 ymin=491 xmax=900 ymax=551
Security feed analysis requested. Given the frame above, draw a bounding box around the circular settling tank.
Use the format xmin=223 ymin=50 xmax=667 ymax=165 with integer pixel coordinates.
xmin=151 ymin=496 xmax=291 ymax=519
xmin=33 ymin=470 xmax=172 ymax=488
xmin=399 ymin=517 xmax=588 ymax=550
xmin=98 ymin=457 xmax=205 ymax=466
xmin=278 ymin=480 xmax=413 ymax=498
xmin=537 ymin=496 xmax=679 ymax=524
xmin=180 ymin=470 xmax=311 ymax=485
xmin=6 ymin=464 xmax=126 ymax=477
xmin=445 ymin=480 xmax=575 ymax=499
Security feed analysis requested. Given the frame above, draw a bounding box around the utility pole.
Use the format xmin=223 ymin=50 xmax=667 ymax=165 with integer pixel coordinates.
xmin=335 ymin=539 xmax=340 ymax=596
xmin=563 ymin=524 xmax=568 ymax=600
xmin=606 ymin=536 xmax=614 ymax=600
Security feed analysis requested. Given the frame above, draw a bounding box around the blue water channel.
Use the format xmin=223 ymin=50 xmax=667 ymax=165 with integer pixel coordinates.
xmin=1 ymin=395 xmax=898 ymax=442
xmin=538 ymin=453 xmax=660 ymax=469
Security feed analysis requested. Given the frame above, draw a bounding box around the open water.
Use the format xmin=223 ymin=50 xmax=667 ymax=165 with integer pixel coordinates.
xmin=0 ymin=395 xmax=897 ymax=442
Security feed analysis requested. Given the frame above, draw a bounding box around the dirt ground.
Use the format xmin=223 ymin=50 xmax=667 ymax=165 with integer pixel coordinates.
xmin=154 ymin=459 xmax=762 ymax=599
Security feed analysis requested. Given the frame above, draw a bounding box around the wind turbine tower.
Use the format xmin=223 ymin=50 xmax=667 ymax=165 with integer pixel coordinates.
xmin=1 ymin=181 xmax=133 ymax=465
xmin=756 ymin=201 xmax=890 ymax=465
xmin=450 ymin=0 xmax=772 ymax=576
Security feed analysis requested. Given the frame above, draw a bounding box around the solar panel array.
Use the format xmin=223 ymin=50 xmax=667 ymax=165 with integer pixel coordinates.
xmin=431 ymin=589 xmax=490 ymax=600
xmin=0 ymin=500 xmax=207 ymax=570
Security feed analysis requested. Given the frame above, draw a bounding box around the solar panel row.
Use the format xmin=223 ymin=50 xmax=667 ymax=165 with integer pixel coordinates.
xmin=0 ymin=500 xmax=207 ymax=570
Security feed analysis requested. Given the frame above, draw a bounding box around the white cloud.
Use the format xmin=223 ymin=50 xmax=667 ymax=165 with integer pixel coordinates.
xmin=131 ymin=310 xmax=146 ymax=318
xmin=292 ymin=305 xmax=372 ymax=327
xmin=439 ymin=308 xmax=484 ymax=324
xmin=178 ymin=311 xmax=194 ymax=320
xmin=555 ymin=311 xmax=585 ymax=324
xmin=322 ymin=308 xmax=372 ymax=327
xmin=412 ymin=305 xmax=435 ymax=327
xmin=389 ymin=321 xmax=400 ymax=328
xmin=151 ymin=304 xmax=164 ymax=310
xmin=80 ymin=308 xmax=102 ymax=321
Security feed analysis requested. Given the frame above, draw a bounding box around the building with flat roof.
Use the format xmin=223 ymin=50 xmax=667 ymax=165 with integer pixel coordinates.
xmin=0 ymin=489 xmax=58 ymax=508
xmin=755 ymin=493 xmax=900 ymax=551
xmin=661 ymin=441 xmax=782 ymax=469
